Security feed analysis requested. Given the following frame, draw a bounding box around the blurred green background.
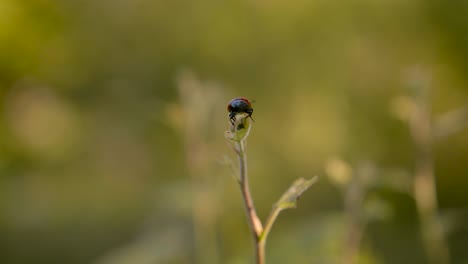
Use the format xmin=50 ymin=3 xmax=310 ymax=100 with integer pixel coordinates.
xmin=0 ymin=0 xmax=467 ymax=263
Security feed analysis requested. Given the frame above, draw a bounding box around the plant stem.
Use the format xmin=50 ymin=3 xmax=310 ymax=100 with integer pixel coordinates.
xmin=343 ymin=178 xmax=364 ymax=264
xmin=260 ymin=209 xmax=279 ymax=244
xmin=235 ymin=140 xmax=264 ymax=264
xmin=228 ymin=115 xmax=316 ymax=263
xmin=409 ymin=84 xmax=450 ymax=264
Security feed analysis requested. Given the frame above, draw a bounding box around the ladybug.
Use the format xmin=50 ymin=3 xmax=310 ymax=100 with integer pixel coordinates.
xmin=227 ymin=97 xmax=254 ymax=125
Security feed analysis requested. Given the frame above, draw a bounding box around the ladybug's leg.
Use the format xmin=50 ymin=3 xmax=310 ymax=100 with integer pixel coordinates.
xmin=229 ymin=112 xmax=236 ymax=125
xmin=245 ymin=109 xmax=254 ymax=122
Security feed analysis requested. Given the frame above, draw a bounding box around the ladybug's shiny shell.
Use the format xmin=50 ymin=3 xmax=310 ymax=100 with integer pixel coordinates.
xmin=227 ymin=97 xmax=254 ymax=124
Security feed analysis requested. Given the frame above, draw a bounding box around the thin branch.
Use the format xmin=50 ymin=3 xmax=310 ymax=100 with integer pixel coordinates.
xmin=259 ymin=208 xmax=280 ymax=245
xmin=227 ymin=112 xmax=316 ymax=264
xmin=343 ymin=177 xmax=365 ymax=264
xmin=235 ymin=140 xmax=264 ymax=264
xmin=409 ymin=85 xmax=451 ymax=264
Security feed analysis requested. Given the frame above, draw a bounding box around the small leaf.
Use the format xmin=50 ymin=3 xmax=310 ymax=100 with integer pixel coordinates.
xmin=275 ymin=176 xmax=318 ymax=211
xmin=225 ymin=113 xmax=251 ymax=142
xmin=259 ymin=176 xmax=319 ymax=242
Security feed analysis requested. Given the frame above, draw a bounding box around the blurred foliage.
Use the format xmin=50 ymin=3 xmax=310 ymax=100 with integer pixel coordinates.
xmin=0 ymin=0 xmax=467 ymax=263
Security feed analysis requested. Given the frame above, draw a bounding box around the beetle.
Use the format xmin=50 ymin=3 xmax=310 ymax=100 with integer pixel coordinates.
xmin=227 ymin=97 xmax=254 ymax=125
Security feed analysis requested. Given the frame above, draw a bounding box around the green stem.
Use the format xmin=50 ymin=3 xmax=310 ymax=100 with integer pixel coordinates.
xmin=260 ymin=209 xmax=280 ymax=245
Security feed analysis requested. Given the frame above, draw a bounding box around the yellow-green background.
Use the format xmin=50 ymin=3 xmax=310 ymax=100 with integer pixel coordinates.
xmin=0 ymin=0 xmax=467 ymax=263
